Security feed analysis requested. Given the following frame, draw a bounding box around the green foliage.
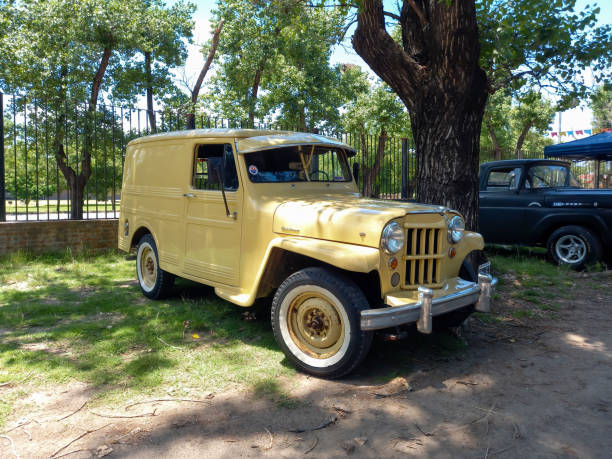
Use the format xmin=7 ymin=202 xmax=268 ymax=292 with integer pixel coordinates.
xmin=342 ymin=79 xmax=411 ymax=197
xmin=590 ymin=84 xmax=612 ymax=130
xmin=478 ymin=0 xmax=612 ymax=107
xmin=482 ymin=90 xmax=555 ymax=159
xmin=206 ymin=0 xmax=360 ymax=131
xmin=342 ymin=80 xmax=410 ymax=137
xmin=109 ymin=0 xmax=195 ymax=107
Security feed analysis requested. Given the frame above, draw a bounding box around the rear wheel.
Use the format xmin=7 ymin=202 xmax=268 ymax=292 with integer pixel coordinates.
xmin=547 ymin=225 xmax=601 ymax=269
xmin=271 ymin=267 xmax=373 ymax=379
xmin=136 ymin=234 xmax=175 ymax=299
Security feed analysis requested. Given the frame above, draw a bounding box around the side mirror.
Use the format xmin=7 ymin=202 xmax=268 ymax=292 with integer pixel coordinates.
xmin=352 ymin=162 xmax=360 ymax=184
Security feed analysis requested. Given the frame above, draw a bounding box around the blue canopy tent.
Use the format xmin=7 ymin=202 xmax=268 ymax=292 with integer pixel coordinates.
xmin=544 ymin=131 xmax=612 ymax=188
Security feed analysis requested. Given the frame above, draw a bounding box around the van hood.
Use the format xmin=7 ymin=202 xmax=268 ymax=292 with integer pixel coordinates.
xmin=272 ymin=195 xmax=449 ymax=247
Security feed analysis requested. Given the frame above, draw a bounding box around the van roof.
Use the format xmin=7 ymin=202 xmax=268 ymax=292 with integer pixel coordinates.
xmin=127 ymin=129 xmax=355 ymax=155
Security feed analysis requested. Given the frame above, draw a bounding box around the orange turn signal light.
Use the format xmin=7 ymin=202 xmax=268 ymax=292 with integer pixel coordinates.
xmin=448 ymin=247 xmax=456 ymax=258
xmin=389 ymin=257 xmax=398 ymax=270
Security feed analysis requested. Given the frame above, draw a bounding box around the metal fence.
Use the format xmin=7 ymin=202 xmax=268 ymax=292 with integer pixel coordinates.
xmin=0 ymin=91 xmax=607 ymax=222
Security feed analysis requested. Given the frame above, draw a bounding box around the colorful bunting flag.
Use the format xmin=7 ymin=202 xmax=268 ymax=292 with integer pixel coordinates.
xmin=548 ymin=128 xmax=599 ymax=136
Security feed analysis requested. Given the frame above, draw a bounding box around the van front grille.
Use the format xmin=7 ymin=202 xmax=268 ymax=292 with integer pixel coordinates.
xmin=404 ymin=227 xmax=444 ymax=287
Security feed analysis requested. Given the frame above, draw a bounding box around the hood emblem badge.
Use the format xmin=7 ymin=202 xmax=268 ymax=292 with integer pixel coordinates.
xmin=359 ymin=232 xmax=366 ymax=237
xmin=281 ymin=226 xmax=300 ymax=233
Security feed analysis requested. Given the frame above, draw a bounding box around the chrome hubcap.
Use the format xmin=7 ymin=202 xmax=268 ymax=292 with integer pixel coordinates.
xmin=287 ymin=292 xmax=344 ymax=359
xmin=555 ymin=235 xmax=587 ymax=264
xmin=139 ymin=246 xmax=157 ymax=289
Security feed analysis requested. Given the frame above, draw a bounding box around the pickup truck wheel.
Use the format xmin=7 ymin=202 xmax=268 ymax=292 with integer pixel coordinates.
xmin=434 ymin=261 xmax=476 ymax=330
xmin=136 ymin=234 xmax=175 ymax=299
xmin=547 ymin=226 xmax=601 ymax=269
xmin=271 ymin=267 xmax=373 ymax=379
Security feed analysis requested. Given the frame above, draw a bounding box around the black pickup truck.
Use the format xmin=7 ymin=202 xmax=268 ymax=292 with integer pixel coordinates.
xmin=479 ymin=159 xmax=612 ymax=268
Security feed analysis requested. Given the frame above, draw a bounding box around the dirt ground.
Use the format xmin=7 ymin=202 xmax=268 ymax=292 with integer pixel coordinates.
xmin=1 ymin=275 xmax=611 ymax=458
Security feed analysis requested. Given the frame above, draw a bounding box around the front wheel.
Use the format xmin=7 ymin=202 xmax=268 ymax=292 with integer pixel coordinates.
xmin=271 ymin=267 xmax=373 ymax=379
xmin=547 ymin=226 xmax=601 ymax=269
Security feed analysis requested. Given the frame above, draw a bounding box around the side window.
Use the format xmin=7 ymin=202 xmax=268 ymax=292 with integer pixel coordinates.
xmin=193 ymin=144 xmax=238 ymax=191
xmin=486 ymin=167 xmax=522 ymax=191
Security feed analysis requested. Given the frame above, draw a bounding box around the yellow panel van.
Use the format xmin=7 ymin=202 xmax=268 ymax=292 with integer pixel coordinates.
xmin=119 ymin=129 xmax=496 ymax=378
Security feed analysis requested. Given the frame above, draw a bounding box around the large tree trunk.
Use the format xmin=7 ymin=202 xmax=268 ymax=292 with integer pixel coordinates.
xmin=145 ymin=51 xmax=156 ymax=133
xmin=353 ymin=0 xmax=488 ymax=234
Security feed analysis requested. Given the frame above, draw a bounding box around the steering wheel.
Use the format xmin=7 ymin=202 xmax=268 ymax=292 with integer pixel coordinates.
xmin=310 ymin=170 xmax=330 ymax=181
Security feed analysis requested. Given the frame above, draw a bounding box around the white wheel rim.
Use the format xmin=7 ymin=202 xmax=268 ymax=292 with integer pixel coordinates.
xmin=137 ymin=241 xmax=157 ymax=292
xmin=279 ymin=285 xmax=351 ymax=368
xmin=555 ymin=235 xmax=587 ymax=264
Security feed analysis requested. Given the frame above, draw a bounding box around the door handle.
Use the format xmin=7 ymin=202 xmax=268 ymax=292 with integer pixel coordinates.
xmin=183 ymin=193 xmax=195 ymax=198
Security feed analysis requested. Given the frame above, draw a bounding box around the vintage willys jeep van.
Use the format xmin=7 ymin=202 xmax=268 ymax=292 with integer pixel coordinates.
xmin=119 ymin=129 xmax=496 ymax=378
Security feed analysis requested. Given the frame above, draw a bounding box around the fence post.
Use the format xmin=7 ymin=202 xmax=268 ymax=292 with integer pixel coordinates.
xmin=0 ymin=93 xmax=5 ymax=222
xmin=400 ymin=137 xmax=408 ymax=200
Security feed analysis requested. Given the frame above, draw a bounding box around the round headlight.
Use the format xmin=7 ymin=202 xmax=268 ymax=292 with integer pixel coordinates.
xmin=381 ymin=222 xmax=404 ymax=254
xmin=448 ymin=215 xmax=465 ymax=243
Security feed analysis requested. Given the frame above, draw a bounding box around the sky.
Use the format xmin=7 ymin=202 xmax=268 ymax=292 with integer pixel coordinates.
xmin=171 ymin=0 xmax=611 ymax=138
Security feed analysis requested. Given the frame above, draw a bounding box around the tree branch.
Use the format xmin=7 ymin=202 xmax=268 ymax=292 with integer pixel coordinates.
xmin=383 ymin=11 xmax=401 ymax=21
xmin=192 ymin=18 xmax=225 ymax=103
xmin=490 ymin=69 xmax=539 ymax=93
xmin=405 ymin=0 xmax=428 ymax=28
xmin=352 ymin=0 xmax=425 ymax=110
xmin=514 ymin=120 xmax=534 ymax=157
xmin=90 ymin=47 xmax=112 ymax=111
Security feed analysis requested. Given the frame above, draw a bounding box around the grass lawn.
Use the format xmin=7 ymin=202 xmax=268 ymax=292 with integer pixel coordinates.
xmin=0 ymin=251 xmax=293 ymax=428
xmin=0 ymin=247 xmax=604 ymax=429
xmin=3 ymin=200 xmax=120 ymax=214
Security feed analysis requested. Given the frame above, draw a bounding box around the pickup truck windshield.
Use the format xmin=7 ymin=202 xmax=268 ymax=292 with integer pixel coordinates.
xmin=526 ymin=165 xmax=581 ymax=189
xmin=244 ymin=145 xmax=351 ymax=183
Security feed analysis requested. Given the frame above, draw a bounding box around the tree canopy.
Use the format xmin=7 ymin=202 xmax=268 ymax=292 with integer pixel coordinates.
xmin=206 ymin=0 xmax=363 ymax=131
xmin=590 ymin=84 xmax=612 ymax=130
xmin=482 ymin=90 xmax=555 ymax=160
xmin=0 ymin=0 xmax=195 ymax=218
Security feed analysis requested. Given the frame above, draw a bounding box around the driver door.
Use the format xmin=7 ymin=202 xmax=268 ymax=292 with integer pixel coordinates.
xmin=479 ymin=166 xmax=529 ymax=243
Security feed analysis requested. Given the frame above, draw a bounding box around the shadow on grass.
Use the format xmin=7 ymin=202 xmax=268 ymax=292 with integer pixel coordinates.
xmin=0 ymin=251 xmax=484 ymax=415
xmin=0 ymin=266 xmax=290 ymax=401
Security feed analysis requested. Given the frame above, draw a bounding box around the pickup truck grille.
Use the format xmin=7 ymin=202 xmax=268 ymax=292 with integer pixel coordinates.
xmin=404 ymin=227 xmax=445 ymax=287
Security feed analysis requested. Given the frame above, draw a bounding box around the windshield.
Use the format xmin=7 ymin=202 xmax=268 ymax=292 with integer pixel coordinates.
xmin=526 ymin=165 xmax=580 ymax=188
xmin=244 ymin=145 xmax=352 ymax=183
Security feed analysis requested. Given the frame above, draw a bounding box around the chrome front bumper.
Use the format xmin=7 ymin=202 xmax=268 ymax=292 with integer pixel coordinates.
xmin=361 ymin=265 xmax=497 ymax=333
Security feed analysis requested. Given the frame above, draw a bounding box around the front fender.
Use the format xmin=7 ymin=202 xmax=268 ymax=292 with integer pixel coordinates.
xmin=270 ymin=237 xmax=381 ymax=273
xmin=534 ymin=213 xmax=609 ymax=243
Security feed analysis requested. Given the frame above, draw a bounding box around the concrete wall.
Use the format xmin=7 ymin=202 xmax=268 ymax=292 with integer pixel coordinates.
xmin=0 ymin=220 xmax=119 ymax=256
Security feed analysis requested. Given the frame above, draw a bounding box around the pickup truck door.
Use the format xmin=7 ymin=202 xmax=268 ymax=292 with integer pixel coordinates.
xmin=479 ymin=166 xmax=530 ymax=243
xmin=182 ymin=142 xmax=242 ymax=286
